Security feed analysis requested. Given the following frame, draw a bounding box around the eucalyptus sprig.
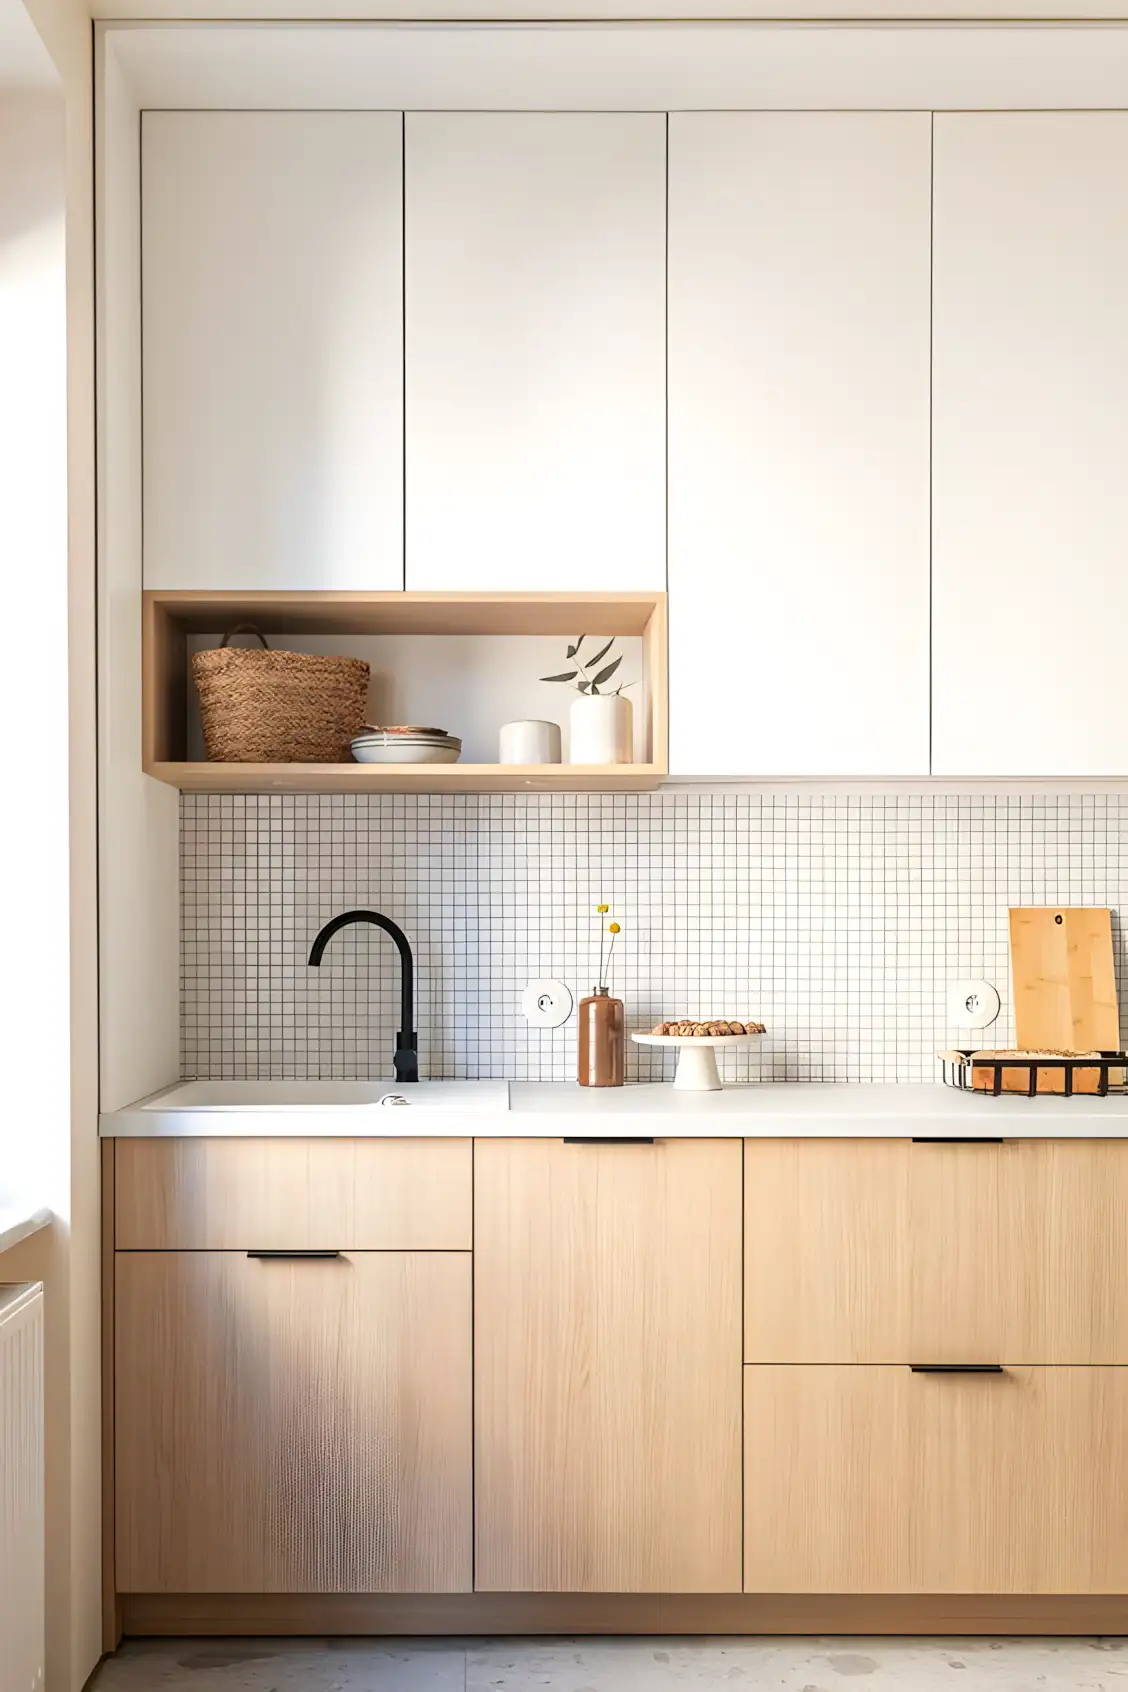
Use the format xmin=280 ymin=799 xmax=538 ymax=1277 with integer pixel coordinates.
xmin=541 ymin=635 xmax=635 ymax=696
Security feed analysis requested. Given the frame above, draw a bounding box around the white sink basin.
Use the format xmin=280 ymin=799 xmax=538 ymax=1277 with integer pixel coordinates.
xmin=134 ymin=1079 xmax=509 ymax=1113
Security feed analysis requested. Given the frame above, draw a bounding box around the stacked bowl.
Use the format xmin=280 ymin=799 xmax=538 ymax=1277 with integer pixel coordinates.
xmin=351 ymin=725 xmax=462 ymax=765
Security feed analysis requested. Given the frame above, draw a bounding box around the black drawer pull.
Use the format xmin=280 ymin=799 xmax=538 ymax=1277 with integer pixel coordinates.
xmin=912 ymin=1137 xmax=1004 ymax=1145
xmin=563 ymin=1136 xmax=655 ymax=1145
xmin=247 ymin=1250 xmax=341 ymax=1260
xmin=910 ymin=1363 xmax=1005 ymax=1374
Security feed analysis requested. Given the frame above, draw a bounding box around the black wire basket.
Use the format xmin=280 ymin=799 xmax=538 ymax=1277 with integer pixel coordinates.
xmin=938 ymin=1049 xmax=1128 ymax=1098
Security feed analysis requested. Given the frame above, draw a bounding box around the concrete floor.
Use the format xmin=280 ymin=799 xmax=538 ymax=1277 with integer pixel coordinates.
xmin=92 ymin=1636 xmax=1128 ymax=1691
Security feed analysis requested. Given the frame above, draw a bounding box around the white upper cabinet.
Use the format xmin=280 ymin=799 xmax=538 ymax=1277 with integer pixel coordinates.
xmin=142 ymin=112 xmax=404 ymax=590
xmin=404 ymin=113 xmax=666 ymax=593
xmin=932 ymin=114 xmax=1128 ymax=776
xmin=667 ymin=113 xmax=932 ymax=776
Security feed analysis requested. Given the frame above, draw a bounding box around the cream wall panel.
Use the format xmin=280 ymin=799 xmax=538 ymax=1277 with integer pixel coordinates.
xmin=142 ymin=111 xmax=403 ymax=590
xmin=99 ymin=42 xmax=179 ymax=1112
xmin=405 ymin=113 xmax=666 ymax=592
xmin=933 ymin=114 xmax=1128 ymax=775
xmin=100 ymin=24 xmax=1128 ymax=113
xmin=668 ymin=113 xmax=931 ymax=775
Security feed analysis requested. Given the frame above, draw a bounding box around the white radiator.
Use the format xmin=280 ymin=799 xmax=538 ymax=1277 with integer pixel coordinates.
xmin=0 ymin=1284 xmax=44 ymax=1692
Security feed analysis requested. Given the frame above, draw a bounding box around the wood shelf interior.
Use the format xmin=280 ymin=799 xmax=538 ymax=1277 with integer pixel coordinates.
xmin=143 ymin=591 xmax=668 ymax=792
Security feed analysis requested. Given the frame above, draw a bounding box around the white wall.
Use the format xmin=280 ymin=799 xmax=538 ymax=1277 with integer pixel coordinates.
xmin=0 ymin=0 xmax=102 ymax=1685
xmin=0 ymin=100 xmax=68 ymax=1186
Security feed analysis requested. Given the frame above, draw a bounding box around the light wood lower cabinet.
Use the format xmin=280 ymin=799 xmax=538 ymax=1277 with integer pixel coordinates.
xmin=745 ymin=1139 xmax=1128 ymax=1364
xmin=744 ymin=1365 xmax=1128 ymax=1594
xmin=115 ymin=1137 xmax=472 ymax=1251
xmin=474 ymin=1138 xmax=743 ymax=1592
xmin=115 ymin=1250 xmax=472 ymax=1593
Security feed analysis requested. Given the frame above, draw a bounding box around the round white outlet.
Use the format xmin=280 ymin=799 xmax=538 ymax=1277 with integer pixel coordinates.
xmin=521 ymin=978 xmax=574 ymax=1029
xmin=947 ymin=979 xmax=1001 ymax=1030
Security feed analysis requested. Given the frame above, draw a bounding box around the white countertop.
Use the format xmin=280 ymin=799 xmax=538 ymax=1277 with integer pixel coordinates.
xmin=100 ymin=1078 xmax=1128 ymax=1138
xmin=0 ymin=1201 xmax=52 ymax=1256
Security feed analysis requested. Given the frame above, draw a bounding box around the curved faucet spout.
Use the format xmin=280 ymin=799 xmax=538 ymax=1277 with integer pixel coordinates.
xmin=308 ymin=910 xmax=418 ymax=1083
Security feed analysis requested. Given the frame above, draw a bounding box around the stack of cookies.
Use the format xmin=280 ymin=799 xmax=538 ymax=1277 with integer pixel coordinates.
xmin=650 ymin=1019 xmax=765 ymax=1037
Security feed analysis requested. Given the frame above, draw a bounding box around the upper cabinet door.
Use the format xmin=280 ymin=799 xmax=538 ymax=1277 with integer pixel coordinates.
xmin=932 ymin=115 xmax=1128 ymax=776
xmin=142 ymin=112 xmax=404 ymax=590
xmin=668 ymin=114 xmax=932 ymax=776
xmin=404 ymin=113 xmax=666 ymax=592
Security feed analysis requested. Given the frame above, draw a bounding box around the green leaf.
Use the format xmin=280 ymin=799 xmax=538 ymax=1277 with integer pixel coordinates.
xmin=592 ymin=656 xmax=623 ymax=687
xmin=540 ymin=670 xmax=578 ymax=683
xmin=574 ymin=635 xmax=586 ymax=654
xmin=566 ymin=645 xmax=577 ymax=659
xmin=587 ymin=636 xmax=615 ymax=668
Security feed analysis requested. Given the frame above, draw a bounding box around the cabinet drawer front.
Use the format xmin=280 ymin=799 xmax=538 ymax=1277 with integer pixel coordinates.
xmin=1001 ymin=1142 xmax=1128 ymax=1363
xmin=115 ymin=1138 xmax=472 ymax=1250
xmin=116 ymin=1251 xmax=472 ymax=1593
xmin=745 ymin=1140 xmax=1128 ymax=1365
xmin=745 ymin=1365 xmax=1128 ymax=1594
xmin=744 ymin=1139 xmax=999 ymax=1365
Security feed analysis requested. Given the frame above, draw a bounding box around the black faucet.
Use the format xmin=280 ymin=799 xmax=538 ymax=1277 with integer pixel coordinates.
xmin=308 ymin=910 xmax=419 ymax=1083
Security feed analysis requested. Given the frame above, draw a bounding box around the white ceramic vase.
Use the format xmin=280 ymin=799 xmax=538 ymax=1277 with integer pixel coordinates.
xmin=570 ymin=692 xmax=632 ymax=765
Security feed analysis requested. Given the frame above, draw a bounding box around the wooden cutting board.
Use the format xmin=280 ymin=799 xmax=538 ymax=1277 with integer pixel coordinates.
xmin=1006 ymin=906 xmax=1121 ymax=1092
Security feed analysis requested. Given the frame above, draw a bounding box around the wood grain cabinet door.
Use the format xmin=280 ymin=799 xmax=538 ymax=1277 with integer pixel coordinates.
xmin=744 ymin=1140 xmax=1001 ymax=1365
xmin=115 ymin=1251 xmax=472 ymax=1593
xmin=474 ymin=1138 xmax=743 ymax=1592
xmin=999 ymin=1141 xmax=1128 ymax=1363
xmin=745 ymin=1365 xmax=1128 ymax=1594
xmin=115 ymin=1137 xmax=472 ymax=1251
xmin=746 ymin=1139 xmax=1128 ymax=1367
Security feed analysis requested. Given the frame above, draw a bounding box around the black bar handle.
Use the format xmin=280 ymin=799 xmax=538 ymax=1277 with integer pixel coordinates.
xmin=563 ymin=1137 xmax=656 ymax=1145
xmin=912 ymin=1137 xmax=1004 ymax=1145
xmin=910 ymin=1363 xmax=1005 ymax=1374
xmin=247 ymin=1250 xmax=341 ymax=1260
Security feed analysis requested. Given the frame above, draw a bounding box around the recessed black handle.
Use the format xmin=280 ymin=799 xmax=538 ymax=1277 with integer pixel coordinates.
xmin=912 ymin=1137 xmax=1004 ymax=1145
xmin=247 ymin=1250 xmax=341 ymax=1260
xmin=910 ymin=1363 xmax=1005 ymax=1374
xmin=563 ymin=1137 xmax=655 ymax=1145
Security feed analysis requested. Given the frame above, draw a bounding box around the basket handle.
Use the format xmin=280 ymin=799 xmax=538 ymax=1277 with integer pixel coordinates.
xmin=218 ymin=624 xmax=271 ymax=650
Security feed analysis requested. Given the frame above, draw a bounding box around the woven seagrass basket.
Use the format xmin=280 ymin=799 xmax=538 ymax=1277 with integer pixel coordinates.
xmin=192 ymin=626 xmax=370 ymax=763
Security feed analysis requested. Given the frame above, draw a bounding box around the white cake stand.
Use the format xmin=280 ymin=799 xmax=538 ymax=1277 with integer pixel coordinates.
xmin=631 ymin=1032 xmax=763 ymax=1092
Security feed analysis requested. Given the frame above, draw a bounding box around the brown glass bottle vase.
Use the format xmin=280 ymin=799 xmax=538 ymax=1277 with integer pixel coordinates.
xmin=578 ymin=986 xmax=625 ymax=1087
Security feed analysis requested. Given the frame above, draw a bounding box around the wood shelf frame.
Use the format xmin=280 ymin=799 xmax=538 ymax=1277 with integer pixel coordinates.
xmin=142 ymin=590 xmax=668 ymax=794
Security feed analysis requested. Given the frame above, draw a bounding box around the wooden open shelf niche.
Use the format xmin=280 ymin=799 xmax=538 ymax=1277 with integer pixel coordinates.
xmin=143 ymin=590 xmax=668 ymax=793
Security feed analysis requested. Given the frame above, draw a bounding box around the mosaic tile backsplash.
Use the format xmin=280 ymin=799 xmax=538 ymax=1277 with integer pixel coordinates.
xmin=181 ymin=793 xmax=1128 ymax=1084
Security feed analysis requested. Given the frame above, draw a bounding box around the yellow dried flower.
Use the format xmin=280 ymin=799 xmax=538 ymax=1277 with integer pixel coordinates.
xmin=597 ymin=904 xmax=609 ymax=913
xmin=608 ymin=922 xmax=621 ymax=934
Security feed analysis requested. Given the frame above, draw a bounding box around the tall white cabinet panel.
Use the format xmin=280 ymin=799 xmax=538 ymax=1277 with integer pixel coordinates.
xmin=932 ymin=114 xmax=1128 ymax=776
xmin=404 ymin=113 xmax=666 ymax=592
xmin=142 ymin=112 xmax=404 ymax=590
xmin=668 ymin=114 xmax=932 ymax=776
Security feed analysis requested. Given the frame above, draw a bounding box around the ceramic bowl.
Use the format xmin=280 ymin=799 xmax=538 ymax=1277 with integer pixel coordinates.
xmin=352 ymin=734 xmax=462 ymax=765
